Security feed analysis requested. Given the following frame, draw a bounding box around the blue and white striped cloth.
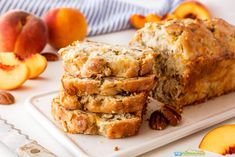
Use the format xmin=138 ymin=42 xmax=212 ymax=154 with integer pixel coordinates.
xmin=0 ymin=0 xmax=183 ymax=36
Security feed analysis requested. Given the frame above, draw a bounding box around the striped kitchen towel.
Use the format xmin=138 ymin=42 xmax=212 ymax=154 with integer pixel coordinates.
xmin=0 ymin=0 xmax=183 ymax=36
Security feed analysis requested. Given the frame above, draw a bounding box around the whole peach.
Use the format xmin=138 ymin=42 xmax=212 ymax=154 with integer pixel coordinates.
xmin=44 ymin=8 xmax=87 ymax=49
xmin=0 ymin=10 xmax=48 ymax=59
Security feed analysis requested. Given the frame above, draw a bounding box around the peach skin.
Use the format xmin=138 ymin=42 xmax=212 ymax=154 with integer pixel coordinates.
xmin=130 ymin=14 xmax=146 ymax=29
xmin=0 ymin=11 xmax=48 ymax=59
xmin=44 ymin=8 xmax=88 ymax=49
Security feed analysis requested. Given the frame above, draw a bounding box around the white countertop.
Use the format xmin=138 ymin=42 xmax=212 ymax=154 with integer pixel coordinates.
xmin=1 ymin=0 xmax=235 ymax=157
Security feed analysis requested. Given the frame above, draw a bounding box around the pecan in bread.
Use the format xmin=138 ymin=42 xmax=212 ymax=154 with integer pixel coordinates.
xmin=62 ymin=73 xmax=157 ymax=96
xmin=52 ymin=97 xmax=143 ymax=139
xmin=59 ymin=90 xmax=148 ymax=114
xmin=59 ymin=41 xmax=156 ymax=78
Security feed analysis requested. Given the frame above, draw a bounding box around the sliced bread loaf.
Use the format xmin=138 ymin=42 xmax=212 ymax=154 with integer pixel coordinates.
xmin=52 ymin=97 xmax=143 ymax=138
xmin=59 ymin=90 xmax=148 ymax=113
xmin=62 ymin=74 xmax=156 ymax=96
xmin=58 ymin=41 xmax=156 ymax=78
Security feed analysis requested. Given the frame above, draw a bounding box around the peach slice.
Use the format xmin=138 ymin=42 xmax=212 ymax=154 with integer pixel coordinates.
xmin=199 ymin=125 xmax=235 ymax=155
xmin=0 ymin=52 xmax=20 ymax=65
xmin=24 ymin=54 xmax=47 ymax=79
xmin=0 ymin=63 xmax=29 ymax=90
xmin=130 ymin=14 xmax=146 ymax=29
xmin=0 ymin=52 xmax=47 ymax=79
xmin=173 ymin=1 xmax=211 ymax=20
xmin=146 ymin=14 xmax=162 ymax=23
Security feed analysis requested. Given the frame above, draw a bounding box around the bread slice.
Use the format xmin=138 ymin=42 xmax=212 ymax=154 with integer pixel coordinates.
xmin=130 ymin=18 xmax=235 ymax=108
xmin=62 ymin=73 xmax=157 ymax=96
xmin=52 ymin=97 xmax=143 ymax=139
xmin=59 ymin=90 xmax=148 ymax=113
xmin=58 ymin=41 xmax=156 ymax=78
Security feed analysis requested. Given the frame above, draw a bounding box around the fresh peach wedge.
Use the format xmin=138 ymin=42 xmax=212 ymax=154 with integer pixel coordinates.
xmin=130 ymin=14 xmax=146 ymax=29
xmin=24 ymin=54 xmax=47 ymax=79
xmin=0 ymin=52 xmax=47 ymax=79
xmin=0 ymin=63 xmax=29 ymax=90
xmin=0 ymin=52 xmax=20 ymax=65
xmin=146 ymin=14 xmax=162 ymax=23
xmin=199 ymin=125 xmax=235 ymax=155
xmin=173 ymin=1 xmax=211 ymax=20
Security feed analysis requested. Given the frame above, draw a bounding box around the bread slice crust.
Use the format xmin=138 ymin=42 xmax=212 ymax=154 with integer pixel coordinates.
xmin=52 ymin=97 xmax=142 ymax=139
xmin=59 ymin=41 xmax=156 ymax=78
xmin=62 ymin=74 xmax=156 ymax=96
xmin=59 ymin=90 xmax=148 ymax=113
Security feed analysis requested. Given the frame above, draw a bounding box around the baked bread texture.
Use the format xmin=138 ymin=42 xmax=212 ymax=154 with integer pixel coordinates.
xmin=52 ymin=97 xmax=143 ymax=139
xmin=130 ymin=18 xmax=235 ymax=108
xmin=58 ymin=41 xmax=156 ymax=78
xmin=62 ymin=73 xmax=156 ymax=96
xmin=59 ymin=90 xmax=148 ymax=113
xmin=53 ymin=18 xmax=235 ymax=138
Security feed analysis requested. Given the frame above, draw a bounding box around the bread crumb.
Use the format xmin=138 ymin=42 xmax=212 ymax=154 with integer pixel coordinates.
xmin=114 ymin=146 xmax=120 ymax=151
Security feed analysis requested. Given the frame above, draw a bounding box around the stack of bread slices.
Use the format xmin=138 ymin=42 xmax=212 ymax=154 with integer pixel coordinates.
xmin=52 ymin=41 xmax=157 ymax=139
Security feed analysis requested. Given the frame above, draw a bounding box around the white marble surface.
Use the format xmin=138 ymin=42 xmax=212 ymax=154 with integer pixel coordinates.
xmin=1 ymin=0 xmax=235 ymax=157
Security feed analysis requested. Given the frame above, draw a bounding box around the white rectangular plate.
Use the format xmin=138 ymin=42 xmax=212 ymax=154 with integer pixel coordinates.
xmin=25 ymin=90 xmax=235 ymax=157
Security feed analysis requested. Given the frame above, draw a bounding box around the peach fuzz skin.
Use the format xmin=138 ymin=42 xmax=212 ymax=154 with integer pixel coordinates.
xmin=0 ymin=11 xmax=48 ymax=59
xmin=44 ymin=8 xmax=87 ymax=49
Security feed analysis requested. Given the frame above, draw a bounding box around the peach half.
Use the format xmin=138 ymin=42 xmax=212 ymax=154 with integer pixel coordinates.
xmin=173 ymin=1 xmax=211 ymax=20
xmin=199 ymin=125 xmax=235 ymax=155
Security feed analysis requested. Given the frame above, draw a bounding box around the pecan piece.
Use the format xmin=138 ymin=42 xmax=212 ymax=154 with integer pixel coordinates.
xmin=0 ymin=91 xmax=15 ymax=105
xmin=42 ymin=52 xmax=59 ymax=61
xmin=114 ymin=146 xmax=120 ymax=151
xmin=161 ymin=105 xmax=182 ymax=126
xmin=149 ymin=110 xmax=168 ymax=130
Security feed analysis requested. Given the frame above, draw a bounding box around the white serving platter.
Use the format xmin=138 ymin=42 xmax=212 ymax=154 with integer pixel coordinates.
xmin=25 ymin=90 xmax=235 ymax=157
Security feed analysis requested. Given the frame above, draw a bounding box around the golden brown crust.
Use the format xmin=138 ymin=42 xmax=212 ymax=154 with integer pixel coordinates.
xmin=62 ymin=74 xmax=157 ymax=96
xmin=99 ymin=119 xmax=141 ymax=138
xmin=204 ymin=18 xmax=235 ymax=57
xmin=59 ymin=90 xmax=148 ymax=113
xmin=130 ymin=18 xmax=235 ymax=108
xmin=178 ymin=58 xmax=235 ymax=107
xmin=52 ymin=97 xmax=98 ymax=135
xmin=59 ymin=41 xmax=156 ymax=78
xmin=52 ymin=97 xmax=142 ymax=138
